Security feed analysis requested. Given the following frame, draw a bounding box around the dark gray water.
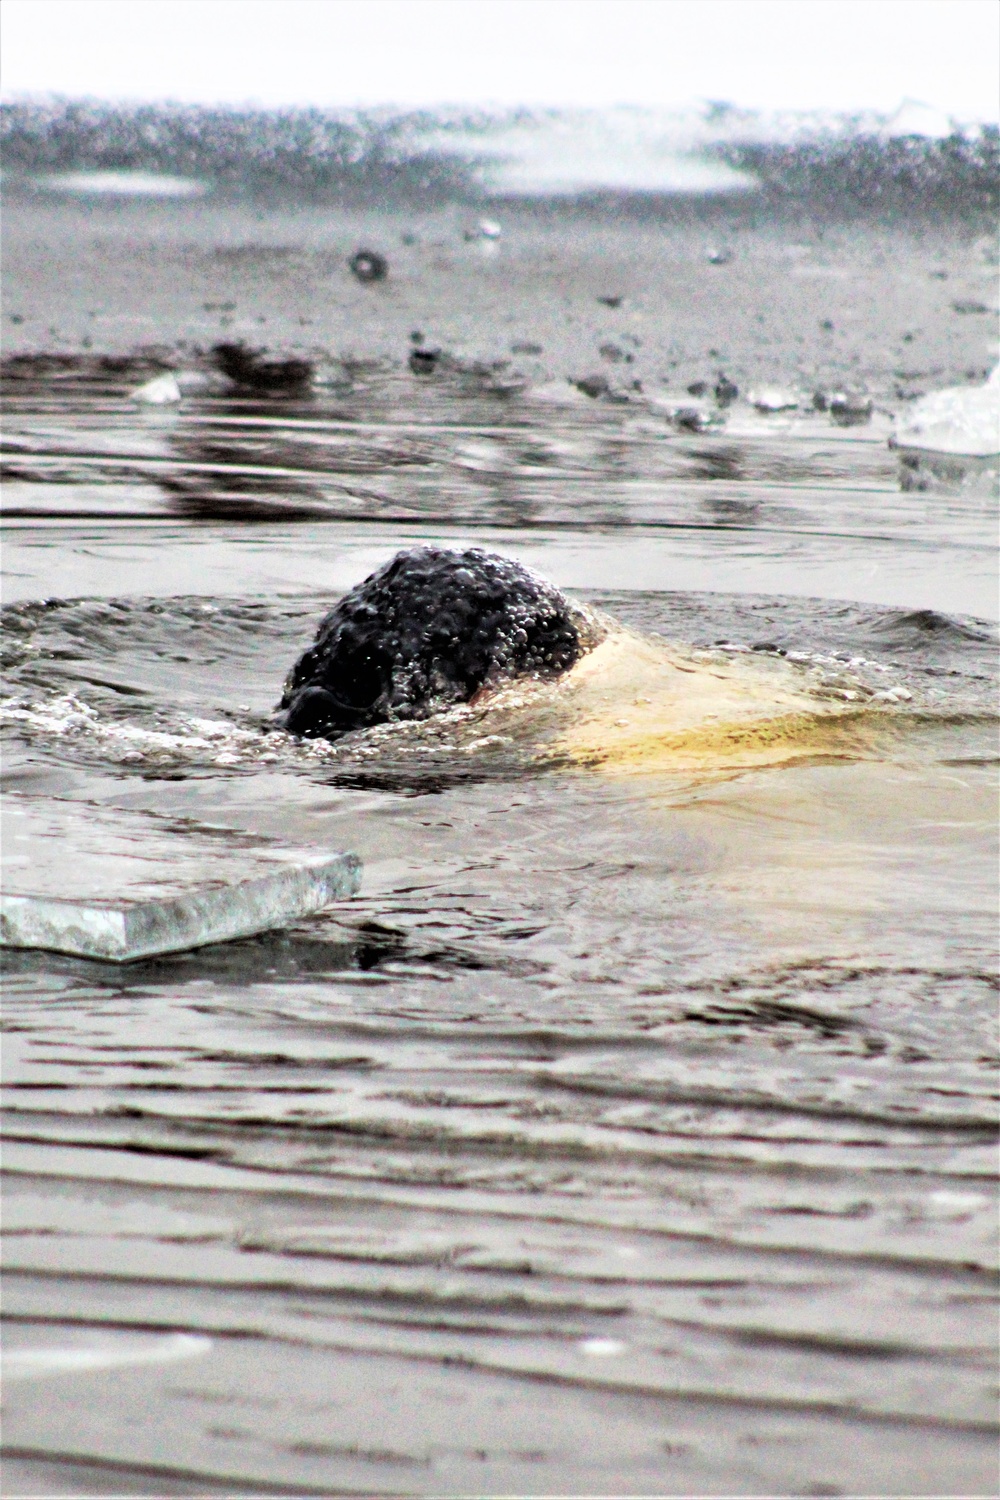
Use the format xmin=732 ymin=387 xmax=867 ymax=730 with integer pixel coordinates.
xmin=1 ymin=356 xmax=998 ymax=1496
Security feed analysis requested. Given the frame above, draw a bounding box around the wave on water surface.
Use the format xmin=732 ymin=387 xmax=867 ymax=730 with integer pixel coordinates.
xmin=2 ymin=584 xmax=994 ymax=789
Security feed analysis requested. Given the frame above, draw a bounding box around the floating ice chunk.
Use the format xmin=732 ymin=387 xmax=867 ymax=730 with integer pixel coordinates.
xmin=132 ymin=372 xmax=182 ymax=404
xmin=526 ymin=379 xmax=594 ymax=406
xmin=175 ymin=369 xmax=224 ymax=394
xmin=923 ymin=1190 xmax=987 ymax=1220
xmin=37 ymin=171 xmax=206 ymax=198
xmin=749 ymin=387 xmax=799 ymax=412
xmin=647 ymin=394 xmax=722 ymax=432
xmin=578 ymin=1338 xmax=627 ymax=1357
xmin=893 ymin=369 xmax=1000 ymax=457
xmin=672 ymin=404 xmax=720 ymax=433
xmin=829 ymin=391 xmax=873 ymax=426
xmin=462 ymin=218 xmax=502 ymax=242
xmin=881 ymin=100 xmax=954 ymax=140
xmin=1 ymin=857 xmax=360 ymax=962
xmin=2 ymin=1334 xmax=212 ymax=1382
xmin=714 ymin=374 xmax=739 ymax=406
xmin=1 ymin=797 xmax=360 ymax=961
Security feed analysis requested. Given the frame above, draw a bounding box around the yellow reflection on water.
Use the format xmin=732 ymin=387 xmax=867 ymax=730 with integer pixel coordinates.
xmin=552 ymin=632 xmax=880 ymax=775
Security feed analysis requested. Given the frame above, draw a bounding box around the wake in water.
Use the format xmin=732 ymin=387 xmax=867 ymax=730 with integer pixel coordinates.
xmin=2 ymin=563 xmax=994 ymax=791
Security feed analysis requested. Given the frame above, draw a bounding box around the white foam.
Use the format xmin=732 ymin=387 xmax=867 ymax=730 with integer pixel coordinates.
xmin=0 ymin=693 xmax=340 ymax=767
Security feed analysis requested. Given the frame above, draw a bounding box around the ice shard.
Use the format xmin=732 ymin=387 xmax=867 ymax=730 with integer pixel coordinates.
xmin=1 ymin=797 xmax=361 ymax=962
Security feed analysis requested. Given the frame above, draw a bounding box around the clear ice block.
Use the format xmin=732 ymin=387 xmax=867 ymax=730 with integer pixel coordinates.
xmin=1 ymin=796 xmax=361 ymax=961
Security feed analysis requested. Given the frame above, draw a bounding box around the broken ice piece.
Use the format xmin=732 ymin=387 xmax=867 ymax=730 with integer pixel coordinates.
xmin=0 ymin=797 xmax=360 ymax=961
xmin=829 ymin=391 xmax=874 ymax=426
xmin=892 ymin=369 xmax=999 ymax=457
xmin=749 ymin=387 xmax=799 ymax=413
xmin=132 ymin=372 xmax=182 ymax=404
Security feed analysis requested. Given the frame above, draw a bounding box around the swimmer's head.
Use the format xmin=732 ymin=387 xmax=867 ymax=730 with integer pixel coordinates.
xmin=280 ymin=547 xmax=600 ymax=739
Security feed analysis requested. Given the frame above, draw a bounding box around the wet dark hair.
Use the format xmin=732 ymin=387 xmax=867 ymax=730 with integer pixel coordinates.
xmin=280 ymin=547 xmax=588 ymax=739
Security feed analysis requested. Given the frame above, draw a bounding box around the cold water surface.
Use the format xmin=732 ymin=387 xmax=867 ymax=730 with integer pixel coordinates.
xmin=1 ymin=364 xmax=998 ymax=1496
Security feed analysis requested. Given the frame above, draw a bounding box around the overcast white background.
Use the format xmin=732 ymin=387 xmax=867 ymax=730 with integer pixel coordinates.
xmin=1 ymin=0 xmax=998 ymax=119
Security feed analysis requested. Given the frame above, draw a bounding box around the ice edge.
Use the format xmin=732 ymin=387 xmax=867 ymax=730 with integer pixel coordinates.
xmin=0 ymin=852 xmax=362 ymax=961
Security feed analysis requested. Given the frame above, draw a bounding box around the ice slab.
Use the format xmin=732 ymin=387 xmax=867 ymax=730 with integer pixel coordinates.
xmin=132 ymin=372 xmax=182 ymax=404
xmin=894 ymin=369 xmax=1000 ymax=458
xmin=0 ymin=797 xmax=361 ymax=961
